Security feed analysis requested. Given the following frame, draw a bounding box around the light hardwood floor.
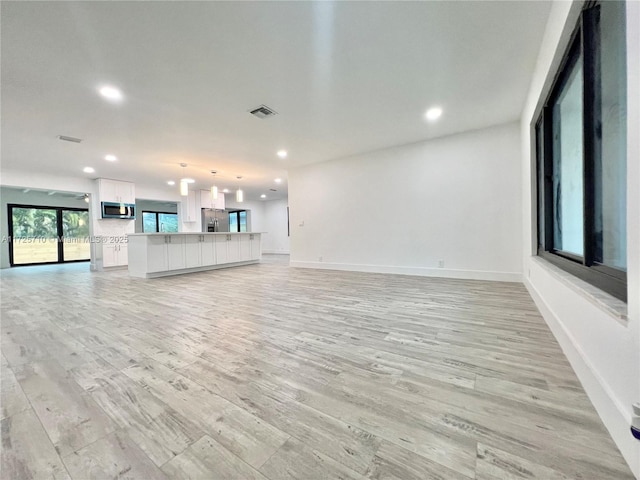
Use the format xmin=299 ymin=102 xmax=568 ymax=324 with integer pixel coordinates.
xmin=0 ymin=255 xmax=634 ymax=479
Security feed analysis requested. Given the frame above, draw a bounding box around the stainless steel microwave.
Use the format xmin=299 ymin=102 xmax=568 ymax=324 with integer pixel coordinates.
xmin=101 ymin=202 xmax=136 ymax=219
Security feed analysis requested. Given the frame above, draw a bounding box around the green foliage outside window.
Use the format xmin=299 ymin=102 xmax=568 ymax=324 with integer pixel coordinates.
xmin=62 ymin=210 xmax=90 ymax=238
xmin=11 ymin=208 xmax=89 ymax=238
xmin=12 ymin=208 xmax=58 ymax=238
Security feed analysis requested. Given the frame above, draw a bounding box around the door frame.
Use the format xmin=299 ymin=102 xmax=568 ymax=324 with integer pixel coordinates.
xmin=8 ymin=203 xmax=90 ymax=267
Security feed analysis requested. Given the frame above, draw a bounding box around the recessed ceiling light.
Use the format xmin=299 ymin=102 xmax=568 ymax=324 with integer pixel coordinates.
xmin=105 ymin=154 xmax=117 ymax=161
xmin=99 ymin=85 xmax=123 ymax=101
xmin=261 ymin=194 xmax=266 ymax=199
xmin=181 ymin=178 xmax=195 ymax=184
xmin=223 ymin=188 xmax=229 ymax=193
xmin=83 ymin=167 xmax=95 ymax=173
xmin=277 ymin=150 xmax=288 ymax=159
xmin=274 ymin=178 xmax=282 ymax=183
xmin=167 ymin=180 xmax=175 ymax=186
xmin=425 ymin=107 xmax=443 ymax=121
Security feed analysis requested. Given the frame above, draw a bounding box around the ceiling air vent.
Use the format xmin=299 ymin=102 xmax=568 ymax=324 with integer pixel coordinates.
xmin=57 ymin=135 xmax=82 ymax=143
xmin=249 ymin=105 xmax=278 ymax=119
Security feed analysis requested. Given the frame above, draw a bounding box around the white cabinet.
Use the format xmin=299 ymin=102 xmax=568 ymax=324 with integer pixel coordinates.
xmin=227 ymin=235 xmax=240 ymax=263
xmin=200 ymin=190 xmax=226 ymax=211
xmin=98 ymin=179 xmax=135 ymax=204
xmin=185 ymin=235 xmax=202 ymax=268
xmin=103 ymin=244 xmax=117 ymax=267
xmin=215 ymin=193 xmax=226 ymax=211
xmin=186 ymin=235 xmax=218 ymax=267
xmin=201 ymin=235 xmax=216 ymax=266
xmin=181 ymin=191 xmax=198 ymax=223
xmin=119 ymin=243 xmax=128 ymax=265
xmin=145 ymin=235 xmax=186 ymax=272
xmin=103 ymin=242 xmax=128 ymax=267
xmin=250 ymin=234 xmax=261 ymax=260
xmin=200 ymin=190 xmax=209 ymax=209
xmin=99 ymin=181 xmax=118 ymax=202
xmin=128 ymin=233 xmax=261 ymax=278
xmin=147 ymin=236 xmax=168 ymax=272
xmin=239 ymin=235 xmax=252 ymax=262
xmin=167 ymin=235 xmax=186 ymax=270
xmin=215 ymin=235 xmax=228 ymax=264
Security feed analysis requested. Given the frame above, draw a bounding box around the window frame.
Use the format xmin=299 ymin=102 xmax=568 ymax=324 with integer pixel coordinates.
xmin=535 ymin=2 xmax=627 ymax=302
xmin=228 ymin=210 xmax=247 ymax=233
xmin=141 ymin=210 xmax=178 ymax=233
xmin=8 ymin=203 xmax=90 ymax=267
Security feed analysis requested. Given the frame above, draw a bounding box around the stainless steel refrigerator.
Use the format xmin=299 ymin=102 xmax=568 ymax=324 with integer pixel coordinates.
xmin=202 ymin=209 xmax=229 ymax=232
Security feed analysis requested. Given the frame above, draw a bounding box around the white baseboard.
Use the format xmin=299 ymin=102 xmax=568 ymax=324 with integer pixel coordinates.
xmin=131 ymin=260 xmax=259 ymax=279
xmin=262 ymin=250 xmax=290 ymax=255
xmin=290 ymin=261 xmax=522 ymax=282
xmin=525 ymin=278 xmax=639 ymax=478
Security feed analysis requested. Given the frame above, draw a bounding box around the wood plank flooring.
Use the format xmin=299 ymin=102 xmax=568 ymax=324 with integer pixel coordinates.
xmin=0 ymin=255 xmax=634 ymax=479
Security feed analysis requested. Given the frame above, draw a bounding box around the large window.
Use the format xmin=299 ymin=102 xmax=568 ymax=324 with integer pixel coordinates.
xmin=228 ymin=210 xmax=247 ymax=232
xmin=142 ymin=211 xmax=178 ymax=233
xmin=536 ymin=1 xmax=627 ymax=301
xmin=8 ymin=204 xmax=90 ymax=266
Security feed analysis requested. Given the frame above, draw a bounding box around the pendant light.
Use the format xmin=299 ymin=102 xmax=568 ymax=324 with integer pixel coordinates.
xmin=180 ymin=163 xmax=189 ymax=196
xmin=236 ymin=176 xmax=244 ymax=203
xmin=210 ymin=170 xmax=218 ymax=201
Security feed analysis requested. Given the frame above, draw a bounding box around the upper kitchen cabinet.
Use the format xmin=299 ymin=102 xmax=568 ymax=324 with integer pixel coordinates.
xmin=98 ymin=178 xmax=135 ymax=204
xmin=200 ymin=190 xmax=225 ymax=211
xmin=181 ymin=190 xmax=198 ymax=223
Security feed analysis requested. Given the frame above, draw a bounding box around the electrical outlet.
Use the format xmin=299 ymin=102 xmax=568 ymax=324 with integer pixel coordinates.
xmin=438 ymin=260 xmax=444 ymax=268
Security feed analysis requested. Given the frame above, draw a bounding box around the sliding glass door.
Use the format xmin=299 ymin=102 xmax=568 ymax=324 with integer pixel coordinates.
xmin=10 ymin=206 xmax=58 ymax=265
xmin=8 ymin=205 xmax=90 ymax=266
xmin=62 ymin=210 xmax=90 ymax=261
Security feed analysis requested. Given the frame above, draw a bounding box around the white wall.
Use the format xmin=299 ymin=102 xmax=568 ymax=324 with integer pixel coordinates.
xmin=136 ymin=185 xmax=181 ymax=204
xmin=288 ymin=122 xmax=522 ymax=281
xmin=224 ymin=198 xmax=266 ymax=234
xmin=0 ymin=169 xmax=95 ymax=199
xmin=521 ymin=1 xmax=640 ymax=476
xmin=262 ymin=198 xmax=290 ymax=254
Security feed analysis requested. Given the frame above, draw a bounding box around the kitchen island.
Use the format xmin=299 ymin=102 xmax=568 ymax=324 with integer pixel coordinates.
xmin=127 ymin=232 xmax=261 ymax=278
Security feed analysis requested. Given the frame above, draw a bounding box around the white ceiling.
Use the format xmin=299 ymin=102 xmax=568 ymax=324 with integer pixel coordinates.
xmin=1 ymin=1 xmax=551 ymax=201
